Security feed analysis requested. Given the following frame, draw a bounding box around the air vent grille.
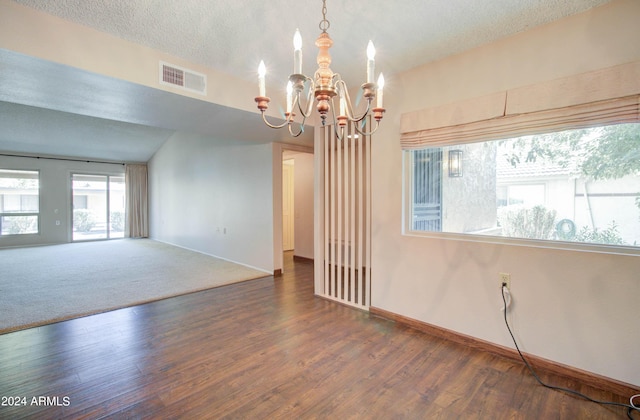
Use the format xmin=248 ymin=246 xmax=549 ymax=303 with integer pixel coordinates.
xmin=160 ymin=62 xmax=206 ymax=95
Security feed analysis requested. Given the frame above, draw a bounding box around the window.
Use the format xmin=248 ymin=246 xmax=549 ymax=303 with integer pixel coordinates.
xmin=407 ymin=123 xmax=640 ymax=249
xmin=72 ymin=173 xmax=125 ymax=241
xmin=0 ymin=169 xmax=40 ymax=236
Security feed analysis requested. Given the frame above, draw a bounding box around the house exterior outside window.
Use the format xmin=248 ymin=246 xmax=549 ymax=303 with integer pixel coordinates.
xmin=0 ymin=169 xmax=40 ymax=236
xmin=407 ymin=124 xmax=640 ymax=249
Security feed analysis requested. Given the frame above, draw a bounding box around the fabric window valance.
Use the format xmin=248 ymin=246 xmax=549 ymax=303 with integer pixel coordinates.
xmin=400 ymin=61 xmax=640 ymax=150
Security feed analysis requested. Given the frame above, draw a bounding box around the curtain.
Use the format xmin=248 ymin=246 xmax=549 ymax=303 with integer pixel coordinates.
xmin=400 ymin=61 xmax=640 ymax=149
xmin=125 ymin=164 xmax=148 ymax=238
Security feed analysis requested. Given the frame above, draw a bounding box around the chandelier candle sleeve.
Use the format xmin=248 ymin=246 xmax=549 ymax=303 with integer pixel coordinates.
xmin=293 ymin=29 xmax=302 ymax=74
xmin=258 ymin=60 xmax=266 ymax=97
xmin=377 ymin=73 xmax=384 ymax=108
xmin=367 ymin=41 xmax=376 ymax=83
xmin=286 ymin=81 xmax=293 ymax=113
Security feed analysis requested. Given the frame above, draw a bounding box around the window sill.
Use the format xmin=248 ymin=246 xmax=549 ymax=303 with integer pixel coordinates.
xmin=402 ymin=230 xmax=640 ymax=258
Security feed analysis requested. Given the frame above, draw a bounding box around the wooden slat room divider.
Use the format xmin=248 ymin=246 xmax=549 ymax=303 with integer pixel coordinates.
xmin=314 ymin=120 xmax=371 ymax=310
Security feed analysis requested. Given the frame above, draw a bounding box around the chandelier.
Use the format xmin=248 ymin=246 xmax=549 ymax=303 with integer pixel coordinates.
xmin=254 ymin=0 xmax=385 ymax=138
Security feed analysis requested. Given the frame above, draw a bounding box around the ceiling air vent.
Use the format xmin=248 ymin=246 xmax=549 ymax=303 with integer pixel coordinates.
xmin=159 ymin=61 xmax=207 ymax=95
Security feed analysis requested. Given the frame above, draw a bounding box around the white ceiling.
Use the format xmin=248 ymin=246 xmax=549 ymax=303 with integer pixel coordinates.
xmin=1 ymin=0 xmax=611 ymax=162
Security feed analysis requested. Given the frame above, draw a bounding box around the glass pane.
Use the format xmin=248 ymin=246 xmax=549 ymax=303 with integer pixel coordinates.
xmin=73 ymin=174 xmax=108 ymax=241
xmin=409 ymin=123 xmax=640 ymax=249
xmin=0 ymin=169 xmax=39 ymax=213
xmin=0 ymin=169 xmax=39 ymax=236
xmin=1 ymin=215 xmax=38 ymax=235
xmin=411 ymin=149 xmax=442 ymax=231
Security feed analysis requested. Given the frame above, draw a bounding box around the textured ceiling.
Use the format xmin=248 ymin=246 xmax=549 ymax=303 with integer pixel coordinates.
xmin=2 ymin=0 xmax=612 ymax=162
xmin=14 ymin=0 xmax=611 ymax=87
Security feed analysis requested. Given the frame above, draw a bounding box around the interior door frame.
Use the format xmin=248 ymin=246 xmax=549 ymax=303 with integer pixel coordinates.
xmin=272 ymin=142 xmax=313 ymax=275
xmin=282 ymin=159 xmax=295 ymax=251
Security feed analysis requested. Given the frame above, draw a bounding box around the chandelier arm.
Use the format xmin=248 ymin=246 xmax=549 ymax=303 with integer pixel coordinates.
xmin=352 ymin=117 xmax=381 ymax=137
xmin=286 ymin=100 xmax=308 ymax=136
xmin=337 ymin=80 xmax=373 ymax=123
xmin=260 ymin=111 xmax=292 ymax=129
xmin=348 ymin=99 xmax=373 ymax=124
xmin=292 ymin=91 xmax=304 ymax=117
xmin=287 ymin=122 xmax=306 ymax=137
xmin=295 ymin=77 xmax=316 ymax=118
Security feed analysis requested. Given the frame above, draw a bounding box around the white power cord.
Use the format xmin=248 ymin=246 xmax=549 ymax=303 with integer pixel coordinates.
xmin=500 ymin=284 xmax=512 ymax=312
xmin=501 ymin=285 xmax=640 ymax=419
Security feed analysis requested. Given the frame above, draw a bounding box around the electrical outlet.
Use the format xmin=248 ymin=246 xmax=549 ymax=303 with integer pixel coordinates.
xmin=499 ymin=272 xmax=511 ymax=289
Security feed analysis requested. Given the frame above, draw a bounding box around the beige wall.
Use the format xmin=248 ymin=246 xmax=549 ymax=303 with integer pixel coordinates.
xmin=293 ymin=152 xmax=315 ymax=260
xmin=372 ymin=0 xmax=640 ymax=387
xmin=0 ymin=0 xmax=258 ymax=116
xmin=148 ymin=133 xmax=274 ymax=273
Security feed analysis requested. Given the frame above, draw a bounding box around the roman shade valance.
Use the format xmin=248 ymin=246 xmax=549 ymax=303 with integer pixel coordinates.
xmin=400 ymin=61 xmax=640 ymax=149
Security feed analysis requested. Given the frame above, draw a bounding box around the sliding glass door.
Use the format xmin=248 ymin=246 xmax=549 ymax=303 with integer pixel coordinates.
xmin=72 ymin=174 xmax=125 ymax=241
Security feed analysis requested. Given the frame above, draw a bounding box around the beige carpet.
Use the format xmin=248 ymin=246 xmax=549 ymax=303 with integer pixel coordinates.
xmin=0 ymin=239 xmax=269 ymax=334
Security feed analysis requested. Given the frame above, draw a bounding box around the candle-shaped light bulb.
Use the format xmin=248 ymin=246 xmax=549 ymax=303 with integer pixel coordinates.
xmin=258 ymin=60 xmax=266 ymax=97
xmin=376 ymin=73 xmax=385 ymax=108
xmin=339 ymin=91 xmax=346 ymax=116
xmin=366 ymin=40 xmax=376 ymax=83
xmin=293 ymin=29 xmax=302 ymax=74
xmin=286 ymin=81 xmax=293 ymax=114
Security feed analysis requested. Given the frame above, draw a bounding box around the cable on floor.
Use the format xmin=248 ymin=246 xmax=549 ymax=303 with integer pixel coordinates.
xmin=501 ymin=285 xmax=640 ymax=419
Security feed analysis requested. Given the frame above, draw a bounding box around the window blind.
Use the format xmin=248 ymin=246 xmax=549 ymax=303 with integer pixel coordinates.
xmin=400 ymin=61 xmax=640 ymax=149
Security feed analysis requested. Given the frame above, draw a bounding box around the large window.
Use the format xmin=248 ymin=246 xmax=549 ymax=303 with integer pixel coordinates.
xmin=407 ymin=123 xmax=640 ymax=250
xmin=72 ymin=173 xmax=125 ymax=241
xmin=0 ymin=169 xmax=40 ymax=236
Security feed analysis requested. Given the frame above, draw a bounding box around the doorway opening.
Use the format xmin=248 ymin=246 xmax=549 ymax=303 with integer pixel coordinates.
xmin=280 ymin=148 xmax=314 ymax=271
xmin=282 ymin=159 xmax=295 ymax=251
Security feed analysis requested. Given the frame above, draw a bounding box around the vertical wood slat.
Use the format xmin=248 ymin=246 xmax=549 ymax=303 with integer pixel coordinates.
xmin=318 ymin=121 xmax=371 ymax=310
xmin=323 ymin=126 xmax=329 ymax=296
xmin=330 ymin=127 xmax=336 ymax=297
xmin=349 ymin=124 xmax=356 ymax=304
xmin=344 ymin=123 xmax=350 ymax=302
xmin=357 ymin=126 xmax=364 ymax=306
xmin=342 ymin=123 xmax=348 ymax=300
xmin=365 ymin=117 xmax=372 ymax=307
xmin=337 ymin=124 xmax=343 ymax=299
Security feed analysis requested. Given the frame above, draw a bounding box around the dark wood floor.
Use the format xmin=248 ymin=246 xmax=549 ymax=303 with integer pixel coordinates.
xmin=0 ymin=253 xmax=634 ymax=419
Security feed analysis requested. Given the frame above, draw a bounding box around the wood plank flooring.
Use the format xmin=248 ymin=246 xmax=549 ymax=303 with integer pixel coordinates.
xmin=0 ymin=253 xmax=634 ymax=419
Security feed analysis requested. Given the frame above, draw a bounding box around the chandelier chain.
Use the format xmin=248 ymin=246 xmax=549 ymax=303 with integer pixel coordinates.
xmin=319 ymin=0 xmax=330 ymax=32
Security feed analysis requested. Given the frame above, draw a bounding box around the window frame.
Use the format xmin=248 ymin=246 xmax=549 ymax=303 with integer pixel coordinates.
xmin=71 ymin=172 xmax=126 ymax=242
xmin=0 ymin=169 xmax=40 ymax=236
xmin=400 ymin=61 xmax=640 ymax=257
xmin=402 ymin=136 xmax=640 ymax=258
